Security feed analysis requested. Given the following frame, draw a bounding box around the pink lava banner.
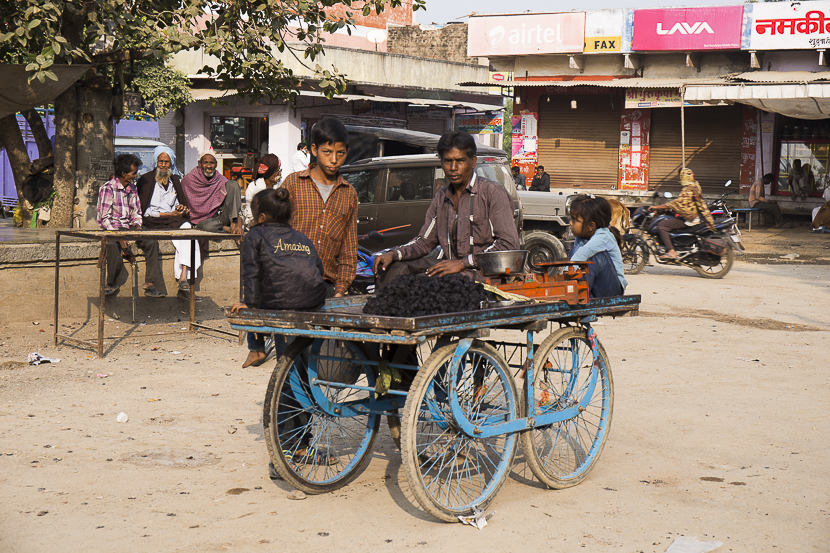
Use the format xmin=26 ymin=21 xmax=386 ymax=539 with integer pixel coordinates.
xmin=632 ymin=6 xmax=744 ymax=51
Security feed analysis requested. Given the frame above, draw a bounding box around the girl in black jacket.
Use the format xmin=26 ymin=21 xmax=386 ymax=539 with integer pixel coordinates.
xmin=231 ymin=187 xmax=328 ymax=367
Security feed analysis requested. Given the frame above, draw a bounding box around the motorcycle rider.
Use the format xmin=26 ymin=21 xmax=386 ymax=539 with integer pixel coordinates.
xmin=649 ymin=168 xmax=715 ymax=261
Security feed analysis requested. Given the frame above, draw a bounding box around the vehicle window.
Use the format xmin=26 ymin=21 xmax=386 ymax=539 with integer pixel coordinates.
xmin=476 ymin=161 xmax=517 ymax=198
xmin=386 ymin=167 xmax=434 ymax=202
xmin=342 ymin=170 xmax=379 ymax=204
xmin=434 ymin=168 xmax=447 ymax=193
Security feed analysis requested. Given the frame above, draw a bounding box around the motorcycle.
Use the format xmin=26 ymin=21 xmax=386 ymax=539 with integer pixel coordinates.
xmin=621 ymin=191 xmax=745 ymax=279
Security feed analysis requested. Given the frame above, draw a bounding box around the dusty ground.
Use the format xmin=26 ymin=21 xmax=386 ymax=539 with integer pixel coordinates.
xmin=1 ymin=258 xmax=828 ymax=552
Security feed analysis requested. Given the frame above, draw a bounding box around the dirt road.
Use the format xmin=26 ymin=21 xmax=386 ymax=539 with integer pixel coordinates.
xmin=1 ymin=260 xmax=828 ymax=552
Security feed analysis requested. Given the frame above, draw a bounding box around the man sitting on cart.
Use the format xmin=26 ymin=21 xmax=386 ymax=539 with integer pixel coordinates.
xmin=373 ymin=131 xmax=520 ymax=283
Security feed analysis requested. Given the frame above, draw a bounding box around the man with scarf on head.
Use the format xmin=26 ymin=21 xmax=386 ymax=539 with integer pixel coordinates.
xmin=243 ymin=154 xmax=281 ymax=229
xmin=136 ymin=146 xmax=202 ymax=299
xmin=181 ymin=150 xmax=243 ymax=237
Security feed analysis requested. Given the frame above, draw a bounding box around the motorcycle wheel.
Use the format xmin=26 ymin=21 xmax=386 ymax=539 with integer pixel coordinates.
xmin=693 ymin=247 xmax=734 ymax=279
xmin=621 ymin=237 xmax=646 ymax=275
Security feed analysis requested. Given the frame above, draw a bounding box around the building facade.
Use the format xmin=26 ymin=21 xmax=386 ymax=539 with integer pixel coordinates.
xmin=465 ymin=2 xmax=830 ymax=214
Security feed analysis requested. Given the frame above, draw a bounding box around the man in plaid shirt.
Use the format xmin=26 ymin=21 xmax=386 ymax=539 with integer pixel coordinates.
xmin=96 ymin=153 xmax=163 ymax=296
xmin=282 ymin=119 xmax=357 ymax=297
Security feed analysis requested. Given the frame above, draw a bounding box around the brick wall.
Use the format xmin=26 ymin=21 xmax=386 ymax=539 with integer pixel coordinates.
xmin=388 ymin=23 xmax=479 ymax=65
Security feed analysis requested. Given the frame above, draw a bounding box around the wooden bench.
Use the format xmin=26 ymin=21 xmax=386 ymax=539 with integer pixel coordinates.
xmin=732 ymin=207 xmax=764 ymax=231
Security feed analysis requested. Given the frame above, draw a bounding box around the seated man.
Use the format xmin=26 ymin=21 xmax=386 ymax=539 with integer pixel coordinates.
xmin=136 ymin=146 xmax=202 ymax=299
xmin=749 ymin=173 xmax=783 ymax=229
xmin=96 ymin=153 xmax=163 ymax=297
xmin=373 ymin=131 xmax=520 ymax=283
xmin=181 ymin=150 xmax=242 ymax=237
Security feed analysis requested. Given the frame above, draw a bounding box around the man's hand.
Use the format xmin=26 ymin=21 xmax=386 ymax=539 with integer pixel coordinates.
xmin=425 ymin=259 xmax=465 ymax=277
xmin=119 ymin=240 xmax=130 ymax=249
xmin=373 ymin=251 xmax=396 ymax=274
xmin=333 ymin=292 xmax=344 ymax=298
xmin=231 ymin=220 xmax=243 ymax=235
xmin=229 ymin=302 xmax=247 ymax=313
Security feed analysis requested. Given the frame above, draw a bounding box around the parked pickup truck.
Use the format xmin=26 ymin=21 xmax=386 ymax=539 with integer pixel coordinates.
xmin=517 ymin=189 xmax=577 ymax=270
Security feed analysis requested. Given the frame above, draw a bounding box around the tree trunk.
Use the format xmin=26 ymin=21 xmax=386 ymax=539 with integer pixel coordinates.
xmin=22 ymin=109 xmax=54 ymax=160
xmin=52 ymin=84 xmax=79 ymax=228
xmin=75 ymin=78 xmax=114 ymax=228
xmin=0 ymin=114 xmax=33 ymax=225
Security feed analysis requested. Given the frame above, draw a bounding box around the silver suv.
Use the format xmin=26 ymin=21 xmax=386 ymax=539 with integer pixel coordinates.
xmin=341 ymin=153 xmax=523 ymax=252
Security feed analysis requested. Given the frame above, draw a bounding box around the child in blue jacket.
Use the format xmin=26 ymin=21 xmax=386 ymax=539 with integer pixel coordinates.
xmin=568 ymin=195 xmax=628 ymax=298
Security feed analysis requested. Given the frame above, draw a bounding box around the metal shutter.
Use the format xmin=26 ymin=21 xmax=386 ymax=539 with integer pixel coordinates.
xmin=538 ymin=95 xmax=621 ymax=189
xmin=408 ymin=118 xmax=447 ymax=135
xmin=649 ymin=106 xmax=742 ymax=194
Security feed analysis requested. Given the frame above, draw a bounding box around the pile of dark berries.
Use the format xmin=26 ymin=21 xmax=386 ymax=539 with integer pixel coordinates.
xmin=362 ymin=274 xmax=488 ymax=317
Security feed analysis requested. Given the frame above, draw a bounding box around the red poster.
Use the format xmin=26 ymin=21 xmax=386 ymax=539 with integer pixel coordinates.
xmin=632 ymin=6 xmax=744 ymax=51
xmin=740 ymin=105 xmax=758 ymax=194
xmin=618 ymin=109 xmax=651 ymax=191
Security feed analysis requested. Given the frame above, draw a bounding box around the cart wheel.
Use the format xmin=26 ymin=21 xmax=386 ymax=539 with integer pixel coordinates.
xmin=519 ymin=326 xmax=614 ymax=489
xmin=386 ymin=339 xmax=439 ymax=450
xmin=263 ymin=337 xmax=379 ymax=494
xmin=401 ymin=340 xmax=519 ymax=522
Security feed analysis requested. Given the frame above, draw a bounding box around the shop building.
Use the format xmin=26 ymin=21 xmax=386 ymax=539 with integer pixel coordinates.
xmin=463 ymin=2 xmax=830 ymax=215
xmin=168 ymin=44 xmax=500 ymax=179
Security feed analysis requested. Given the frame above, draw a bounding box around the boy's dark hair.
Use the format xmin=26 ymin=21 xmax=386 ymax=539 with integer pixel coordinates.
xmin=114 ymin=154 xmax=141 ymax=179
xmin=251 ymin=187 xmax=292 ymax=224
xmin=437 ymin=131 xmax=477 ymax=159
xmin=297 ymin=142 xmax=306 ymax=150
xmin=763 ymin=172 xmax=775 ymax=183
xmin=537 ymin=165 xmax=545 ymax=171
xmin=312 ymin=119 xmax=349 ymax=148
xmin=511 ymin=166 xmax=520 ymax=173
xmin=569 ymin=194 xmax=622 ymax=248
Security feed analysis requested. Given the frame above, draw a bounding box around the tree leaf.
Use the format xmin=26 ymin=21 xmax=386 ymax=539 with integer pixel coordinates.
xmin=44 ymin=70 xmax=58 ymax=81
xmin=27 ymin=19 xmax=41 ymax=30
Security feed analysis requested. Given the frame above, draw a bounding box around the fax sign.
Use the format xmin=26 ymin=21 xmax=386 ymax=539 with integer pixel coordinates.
xmin=584 ymin=36 xmax=621 ymax=52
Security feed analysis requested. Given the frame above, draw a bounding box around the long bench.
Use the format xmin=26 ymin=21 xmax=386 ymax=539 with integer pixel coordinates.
xmin=731 ymin=207 xmax=764 ymax=231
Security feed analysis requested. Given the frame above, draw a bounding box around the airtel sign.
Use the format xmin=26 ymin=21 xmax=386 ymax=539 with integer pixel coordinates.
xmin=468 ymin=13 xmax=585 ymax=56
xmin=633 ymin=6 xmax=743 ymax=50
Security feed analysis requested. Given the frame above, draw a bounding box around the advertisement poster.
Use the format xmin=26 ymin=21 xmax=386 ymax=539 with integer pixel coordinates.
xmin=512 ymin=111 xmax=538 ymax=183
xmin=455 ymin=112 xmax=504 ymax=134
xmin=739 ymin=105 xmax=758 ymax=193
xmin=584 ymin=8 xmax=630 ymax=53
xmin=744 ymin=1 xmax=830 ymax=50
xmin=468 ymin=13 xmax=585 ymax=56
xmin=618 ymin=109 xmax=651 ymax=191
xmin=632 ymin=6 xmax=744 ymax=51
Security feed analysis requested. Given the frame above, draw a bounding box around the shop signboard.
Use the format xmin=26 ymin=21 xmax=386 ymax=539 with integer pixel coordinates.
xmin=455 ymin=112 xmax=504 ymax=135
xmin=625 ymin=88 xmax=682 ymax=108
xmin=618 ymin=109 xmax=651 ymax=191
xmin=512 ymin=111 xmax=538 ymax=182
xmin=584 ymin=9 xmax=631 ymax=53
xmin=743 ymin=2 xmax=830 ymax=50
xmin=468 ymin=13 xmax=585 ymax=57
xmin=632 ymin=6 xmax=744 ymax=51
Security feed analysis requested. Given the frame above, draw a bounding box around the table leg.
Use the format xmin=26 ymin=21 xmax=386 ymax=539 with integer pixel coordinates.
xmin=238 ymin=250 xmax=243 ymax=346
xmin=98 ymin=237 xmax=106 ymax=358
xmin=54 ymin=233 xmax=60 ymax=346
xmin=189 ymin=239 xmax=195 ymax=332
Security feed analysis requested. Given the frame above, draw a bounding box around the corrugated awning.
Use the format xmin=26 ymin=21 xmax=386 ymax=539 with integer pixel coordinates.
xmin=685 ymin=82 xmax=830 ymax=119
xmin=190 ymin=88 xmax=503 ymax=112
xmin=457 ymin=77 xmax=727 ymax=89
xmin=727 ymin=71 xmax=830 ymax=84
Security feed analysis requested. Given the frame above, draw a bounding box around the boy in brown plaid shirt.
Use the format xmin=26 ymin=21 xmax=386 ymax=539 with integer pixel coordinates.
xmin=281 ymin=119 xmax=357 ymax=297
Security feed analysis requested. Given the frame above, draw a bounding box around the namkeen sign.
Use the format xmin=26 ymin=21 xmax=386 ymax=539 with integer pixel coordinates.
xmin=467 ymin=13 xmax=585 ymax=56
xmin=632 ymin=6 xmax=743 ymax=51
xmin=745 ymin=2 xmax=830 ymax=50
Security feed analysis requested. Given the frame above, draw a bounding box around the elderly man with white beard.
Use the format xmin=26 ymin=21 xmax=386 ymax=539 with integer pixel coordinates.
xmin=136 ymin=146 xmax=202 ymax=299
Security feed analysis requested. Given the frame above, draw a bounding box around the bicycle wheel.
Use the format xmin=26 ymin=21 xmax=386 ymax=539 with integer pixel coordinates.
xmin=519 ymin=326 xmax=613 ymax=489
xmin=622 ymin=237 xmax=646 ymax=275
xmin=263 ymin=337 xmax=379 ymax=494
xmin=387 ymin=339 xmax=439 ymax=450
xmin=401 ymin=341 xmax=519 ymax=522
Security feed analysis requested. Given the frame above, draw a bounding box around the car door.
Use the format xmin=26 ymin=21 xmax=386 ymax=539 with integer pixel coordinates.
xmin=374 ymin=165 xmax=437 ymax=249
xmin=340 ymin=168 xmax=382 ymax=250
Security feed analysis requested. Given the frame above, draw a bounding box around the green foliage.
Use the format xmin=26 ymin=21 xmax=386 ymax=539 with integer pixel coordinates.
xmin=132 ymin=62 xmax=192 ymax=117
xmin=1 ymin=0 xmax=426 ymax=99
xmin=503 ymin=99 xmax=513 ymax=158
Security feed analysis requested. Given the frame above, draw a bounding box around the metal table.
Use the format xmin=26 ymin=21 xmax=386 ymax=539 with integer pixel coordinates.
xmin=54 ymin=229 xmax=237 ymax=357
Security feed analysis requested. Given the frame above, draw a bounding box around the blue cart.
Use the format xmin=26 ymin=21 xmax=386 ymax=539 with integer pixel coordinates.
xmin=226 ymin=294 xmax=640 ymax=522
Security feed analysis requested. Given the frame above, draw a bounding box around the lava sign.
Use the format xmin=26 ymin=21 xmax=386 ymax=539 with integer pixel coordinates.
xmin=632 ymin=6 xmax=744 ymax=50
